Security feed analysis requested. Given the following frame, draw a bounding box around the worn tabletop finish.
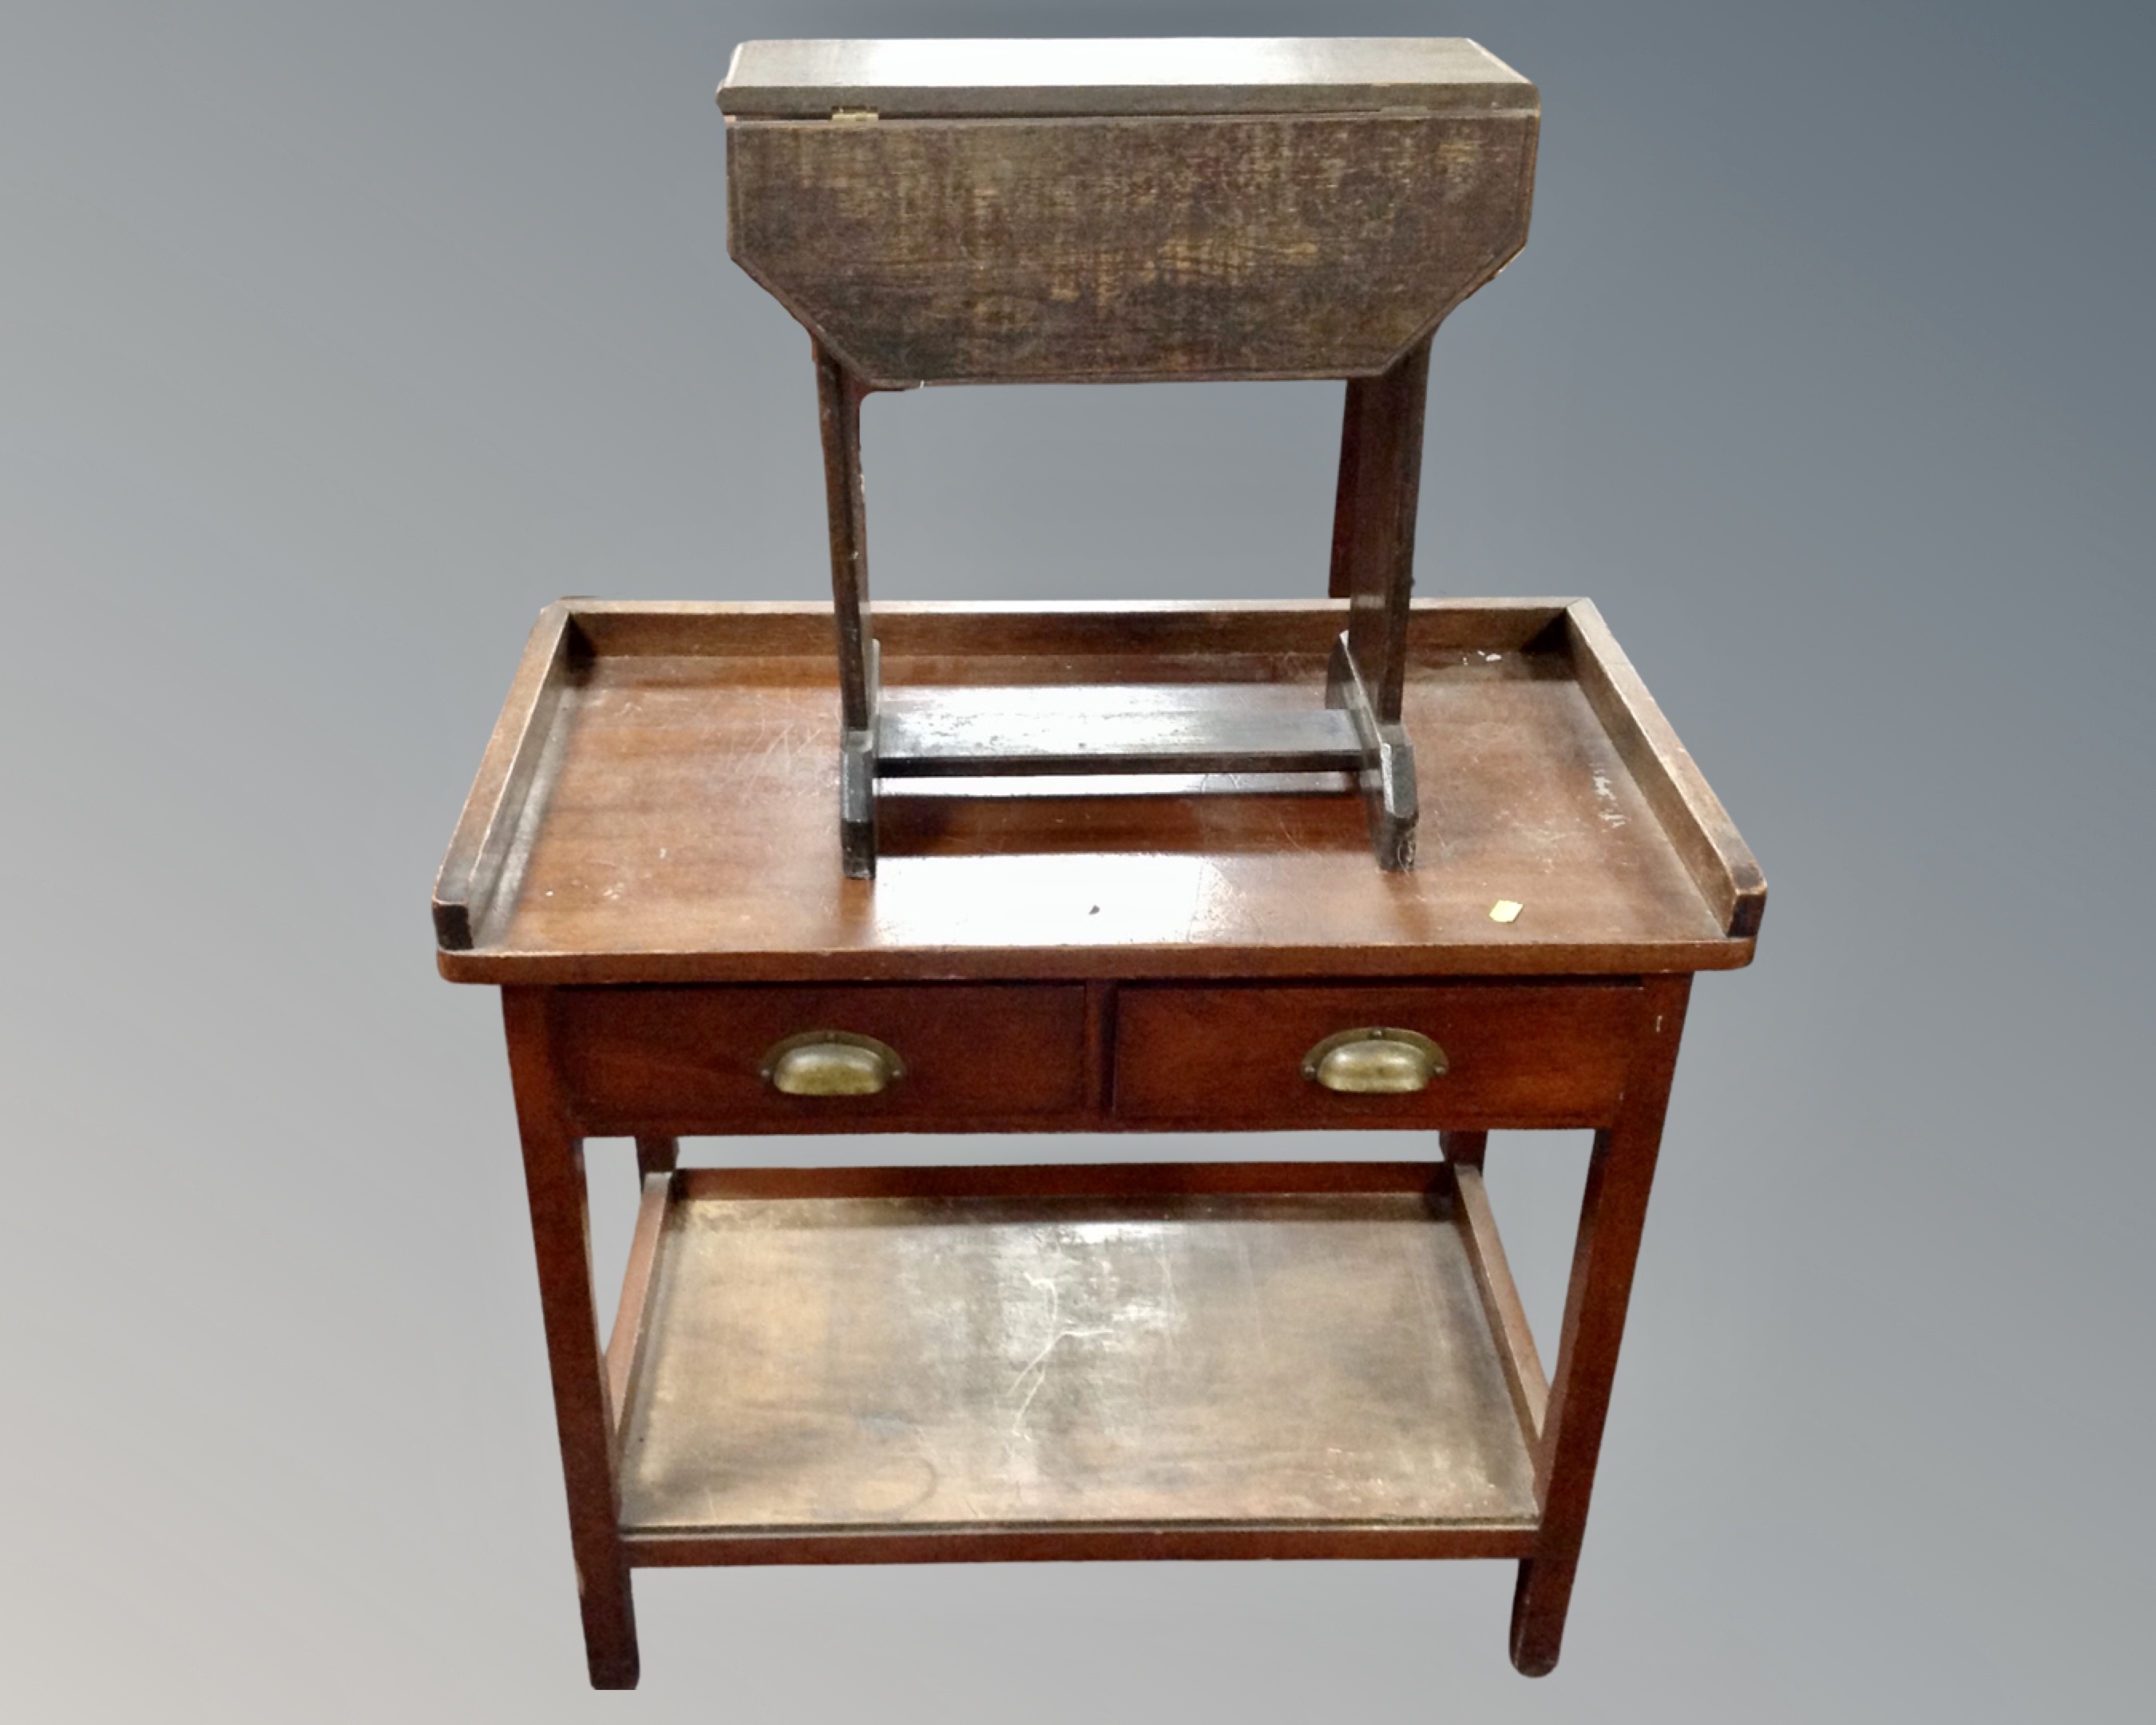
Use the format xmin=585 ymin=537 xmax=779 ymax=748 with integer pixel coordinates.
xmin=442 ymin=34 xmax=1766 ymax=1691
xmin=717 ymin=38 xmax=1535 ymax=118
xmin=622 ymin=1189 xmax=1538 ymax=1535
xmin=436 ymin=601 xmax=1755 ymax=985
xmin=438 ymin=598 xmax=1765 ymax=1686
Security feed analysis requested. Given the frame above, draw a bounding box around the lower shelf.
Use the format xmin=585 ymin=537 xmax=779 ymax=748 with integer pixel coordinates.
xmin=614 ymin=1167 xmax=1542 ymax=1562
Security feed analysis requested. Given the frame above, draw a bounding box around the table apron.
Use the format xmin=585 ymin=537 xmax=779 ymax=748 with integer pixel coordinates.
xmin=541 ymin=978 xmax=1648 ymax=1136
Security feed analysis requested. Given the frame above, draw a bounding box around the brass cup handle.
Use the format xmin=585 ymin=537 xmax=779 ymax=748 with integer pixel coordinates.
xmin=760 ymin=1031 xmax=906 ymax=1096
xmin=1302 ymin=1027 xmax=1448 ymax=1094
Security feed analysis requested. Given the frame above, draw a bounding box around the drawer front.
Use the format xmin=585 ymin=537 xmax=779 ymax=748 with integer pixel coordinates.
xmin=1113 ymin=983 xmax=1641 ymax=1128
xmin=554 ymin=985 xmax=1089 ymax=1132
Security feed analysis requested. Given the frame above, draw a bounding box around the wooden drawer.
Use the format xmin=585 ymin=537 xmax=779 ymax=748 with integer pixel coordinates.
xmin=553 ymin=985 xmax=1089 ymax=1133
xmin=1112 ymin=983 xmax=1642 ymax=1129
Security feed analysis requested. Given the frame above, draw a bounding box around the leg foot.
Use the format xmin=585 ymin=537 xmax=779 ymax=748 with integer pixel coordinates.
xmin=1509 ymin=1555 xmax=1575 ymax=1677
xmin=581 ymin=1569 xmax=640 ymax=1689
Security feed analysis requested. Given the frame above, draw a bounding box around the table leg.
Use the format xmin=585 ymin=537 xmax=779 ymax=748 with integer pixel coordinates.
xmin=1326 ymin=369 xmax=1365 ymax=600
xmin=1440 ymin=1128 xmax=1488 ymax=1171
xmin=503 ymin=989 xmax=640 ymax=1689
xmin=814 ymin=336 xmax=881 ymax=878
xmin=1510 ymin=974 xmax=1692 ymax=1676
xmin=634 ymin=1136 xmax=680 ymax=1180
xmin=1330 ymin=335 xmax=1432 ymax=722
xmin=1323 ymin=336 xmax=1431 ymax=869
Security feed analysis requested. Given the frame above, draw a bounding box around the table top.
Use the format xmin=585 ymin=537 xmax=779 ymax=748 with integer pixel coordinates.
xmin=434 ymin=601 xmax=1763 ymax=985
xmin=718 ymin=38 xmax=1536 ymax=120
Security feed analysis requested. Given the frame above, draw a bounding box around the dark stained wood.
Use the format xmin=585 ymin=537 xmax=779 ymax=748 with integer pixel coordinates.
xmin=1326 ymin=622 xmax=1419 ymax=869
xmin=1081 ymin=979 xmax=1114 ymax=1115
xmin=1441 ymin=1128 xmax=1489 ymax=1169
xmin=1564 ymin=601 xmax=1768 ymax=939
xmin=718 ymin=38 xmax=1537 ymax=121
xmin=552 ymin=983 xmax=1091 ymax=1136
xmin=449 ymin=627 xmax=1759 ymax=1684
xmin=500 ymin=987 xmax=639 ymax=1689
xmin=1455 ymin=1163 xmax=1550 ymax=1442
xmin=1510 ymin=973 xmax=1693 ymax=1677
xmin=604 ymin=1170 xmax=674 ymax=1442
xmin=814 ymin=340 xmax=875 ymax=735
xmin=442 ymin=37 xmax=1769 ymax=1688
xmin=1322 ymin=333 xmax=1434 ymax=868
xmin=434 ymin=601 xmax=1754 ymax=986
xmin=814 ymin=339 xmax=882 ymax=877
xmin=632 ymin=1136 xmax=678 ymax=1180
xmin=674 ymin=1160 xmax=1455 ymax=1202
xmin=1326 ymin=379 xmax=1365 ymax=601
xmin=725 ymin=109 xmax=1536 ymax=386
xmin=879 ymin=693 xmax=1365 ymax=776
xmin=567 ymin=596 xmax=1575 ymax=663
xmin=628 ymin=1523 xmax=1538 ymax=1566
xmin=1113 ymin=982 xmax=1642 ymax=1129
xmin=732 ymin=40 xmax=1536 ymax=865
xmin=432 ymin=604 xmax=581 ymax=951
xmin=1338 ymin=335 xmax=1433 ymax=723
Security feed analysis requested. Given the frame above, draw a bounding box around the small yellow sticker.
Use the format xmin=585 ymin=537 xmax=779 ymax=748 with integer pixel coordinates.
xmin=1489 ymin=899 xmax=1524 ymax=924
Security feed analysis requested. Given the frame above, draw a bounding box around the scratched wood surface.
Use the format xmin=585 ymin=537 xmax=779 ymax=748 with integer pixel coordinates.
xmin=434 ymin=601 xmax=1762 ymax=983
xmin=617 ymin=1188 xmax=1540 ymax=1535
xmin=726 ymin=110 xmax=1537 ymax=386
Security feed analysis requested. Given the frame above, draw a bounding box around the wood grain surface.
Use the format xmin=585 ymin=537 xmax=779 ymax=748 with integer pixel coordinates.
xmin=1566 ymin=601 xmax=1768 ymax=938
xmin=615 ymin=1187 xmax=1540 ymax=1537
xmin=1511 ymin=972 xmax=1693 ymax=1676
xmin=552 ymin=982 xmax=1090 ymax=1135
xmin=501 ymin=989 xmax=639 ymax=1688
xmin=1112 ymin=981 xmax=1639 ymax=1128
xmin=456 ymin=37 xmax=1771 ymax=1688
xmin=727 ymin=109 xmax=1536 ymax=385
xmin=434 ymin=601 xmax=1762 ymax=983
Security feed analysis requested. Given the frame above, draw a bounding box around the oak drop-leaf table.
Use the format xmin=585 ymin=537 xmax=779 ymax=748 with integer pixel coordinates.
xmin=431 ymin=597 xmax=1765 ymax=1686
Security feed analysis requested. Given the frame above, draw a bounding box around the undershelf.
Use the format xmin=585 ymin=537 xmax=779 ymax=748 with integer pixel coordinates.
xmin=612 ymin=1167 xmax=1544 ymax=1561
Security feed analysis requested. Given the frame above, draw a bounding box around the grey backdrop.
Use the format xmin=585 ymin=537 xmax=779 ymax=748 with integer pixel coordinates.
xmin=5 ymin=2 xmax=2151 ymax=1719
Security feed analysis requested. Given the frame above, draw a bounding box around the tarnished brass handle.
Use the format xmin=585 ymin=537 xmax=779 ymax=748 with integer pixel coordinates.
xmin=760 ymin=1031 xmax=906 ymax=1096
xmin=1302 ymin=1027 xmax=1448 ymax=1094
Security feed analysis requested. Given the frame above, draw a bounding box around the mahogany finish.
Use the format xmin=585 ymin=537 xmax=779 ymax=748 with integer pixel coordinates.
xmin=1112 ymin=981 xmax=1639 ymax=1128
xmin=434 ymin=601 xmax=1758 ymax=982
xmin=436 ymin=33 xmax=1760 ymax=1695
xmin=553 ymin=982 xmax=1089 ymax=1134
xmin=437 ymin=601 xmax=1762 ymax=1687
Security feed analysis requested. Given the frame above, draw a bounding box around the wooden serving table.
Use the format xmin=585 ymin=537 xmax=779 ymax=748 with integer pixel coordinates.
xmin=431 ymin=597 xmax=1766 ymax=1687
